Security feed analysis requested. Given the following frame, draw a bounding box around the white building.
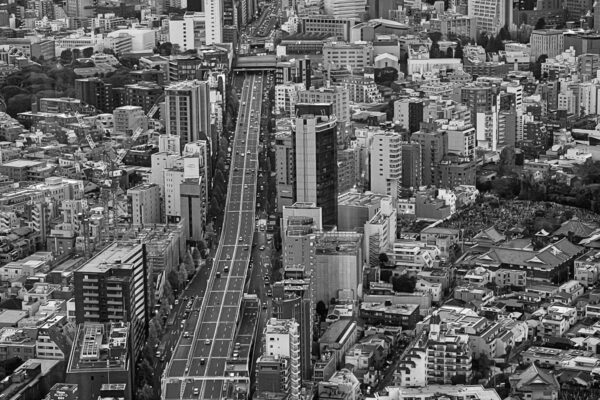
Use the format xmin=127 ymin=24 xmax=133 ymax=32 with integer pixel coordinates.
xmin=275 ymin=83 xmax=305 ymax=117
xmin=204 ymin=0 xmax=223 ymax=44
xmin=107 ymin=29 xmax=155 ymax=51
xmin=443 ymin=120 xmax=476 ymax=159
xmin=364 ymin=196 xmax=397 ymax=266
xmin=467 ymin=0 xmax=512 ymax=35
xmin=369 ymin=130 xmax=402 ymax=197
xmin=323 ymin=0 xmax=367 ymax=18
xmin=264 ymin=319 xmax=301 ymax=400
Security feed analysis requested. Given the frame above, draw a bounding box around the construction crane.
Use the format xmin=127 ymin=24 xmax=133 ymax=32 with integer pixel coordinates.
xmin=74 ymin=113 xmax=97 ymax=149
xmin=115 ymin=149 xmax=128 ymax=165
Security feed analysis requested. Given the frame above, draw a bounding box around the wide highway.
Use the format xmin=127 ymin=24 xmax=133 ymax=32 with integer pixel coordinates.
xmin=162 ymin=73 xmax=263 ymax=400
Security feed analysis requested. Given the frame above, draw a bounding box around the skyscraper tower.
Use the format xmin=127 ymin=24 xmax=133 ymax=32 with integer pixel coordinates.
xmin=165 ymin=80 xmax=211 ymax=150
xmin=204 ymin=0 xmax=223 ymax=44
xmin=293 ymin=103 xmax=338 ymax=227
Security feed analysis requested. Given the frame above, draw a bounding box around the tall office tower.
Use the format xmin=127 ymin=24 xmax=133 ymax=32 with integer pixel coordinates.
xmin=412 ymin=130 xmax=448 ymax=187
xmin=275 ymin=132 xmax=295 ymax=212
xmin=180 ymin=178 xmax=204 ymax=243
xmin=66 ymin=0 xmax=93 ymax=18
xmin=127 ymin=183 xmax=162 ymax=226
xmin=73 ymin=242 xmax=149 ymax=360
xmin=205 ymin=0 xmax=223 ymax=44
xmin=75 ymin=78 xmax=114 ymax=113
xmin=505 ymin=82 xmax=524 ymax=141
xmin=370 ymin=131 xmax=402 ymax=198
xmin=461 ymin=85 xmax=499 ymax=150
xmin=401 ymin=143 xmax=422 ymax=188
xmin=165 ymin=80 xmax=211 ymax=150
xmin=467 ymin=0 xmax=512 ymax=35
xmin=223 ymin=0 xmax=235 ymax=26
xmin=393 ymin=98 xmax=424 ymax=134
xmin=263 ymin=319 xmax=301 ymax=400
xmin=272 ymin=265 xmax=314 ymax=380
xmin=293 ymin=106 xmax=338 ymax=227
xmin=323 ymin=0 xmax=367 ymax=18
xmin=498 ymin=110 xmax=518 ymax=147
xmin=297 ymin=86 xmax=350 ymax=124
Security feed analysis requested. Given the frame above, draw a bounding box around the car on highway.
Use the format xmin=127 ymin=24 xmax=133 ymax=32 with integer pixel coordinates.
xmin=193 ymin=388 xmax=199 ymax=395
xmin=224 ymin=265 xmax=229 ymax=273
xmin=216 ymin=271 xmax=221 ymax=278
xmin=262 ymin=304 xmax=268 ymax=310
xmin=239 ymin=236 xmax=243 ymax=242
xmin=200 ymin=358 xmax=206 ymax=365
xmin=259 ymin=245 xmax=265 ymax=250
xmin=184 ymin=331 xmax=190 ymax=338
xmin=205 ymin=339 xmax=211 ymax=345
xmin=267 ymin=290 xmax=272 ymax=297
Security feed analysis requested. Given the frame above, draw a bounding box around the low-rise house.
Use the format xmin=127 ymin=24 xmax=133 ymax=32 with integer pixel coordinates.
xmin=574 ymin=249 xmax=600 ymax=288
xmin=509 ymin=364 xmax=560 ymax=400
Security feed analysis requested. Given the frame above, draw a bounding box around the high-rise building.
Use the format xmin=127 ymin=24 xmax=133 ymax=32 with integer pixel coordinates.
xmin=165 ymin=80 xmax=211 ymax=149
xmin=297 ymin=86 xmax=350 ymax=123
xmin=467 ymin=0 xmax=512 ymax=35
xmin=315 ymin=232 xmax=363 ymax=304
xmin=168 ymin=15 xmax=202 ymax=52
xmin=73 ymin=242 xmax=149 ymax=360
xmin=530 ymin=29 xmax=565 ymax=60
xmin=282 ymin=202 xmax=322 ymax=259
xmin=323 ymin=0 xmax=367 ymax=18
xmin=75 ymin=78 xmax=115 ymax=113
xmin=426 ymin=324 xmax=473 ymax=384
xmin=205 ymin=0 xmax=223 ymax=44
xmin=370 ymin=131 xmax=402 ymax=198
xmin=127 ymin=184 xmax=162 ymax=226
xmin=443 ymin=120 xmax=476 ymax=159
xmin=263 ymin=318 xmax=301 ymax=400
xmin=112 ymin=106 xmax=147 ymax=137
xmin=66 ymin=0 xmax=93 ymax=18
xmin=364 ymin=197 xmax=397 ymax=265
xmin=124 ymin=82 xmax=164 ymax=114
xmin=275 ymin=132 xmax=295 ymax=212
xmin=180 ymin=178 xmax=204 ymax=244
xmin=412 ymin=130 xmax=448 ymax=186
xmin=394 ymin=98 xmax=424 ymax=133
xmin=401 ymin=142 xmax=422 ymax=188
xmin=293 ymin=108 xmax=338 ymax=227
xmin=272 ymin=265 xmax=314 ymax=380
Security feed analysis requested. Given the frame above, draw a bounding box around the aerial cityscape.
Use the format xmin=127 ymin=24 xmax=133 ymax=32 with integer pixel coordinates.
xmin=0 ymin=0 xmax=600 ymax=398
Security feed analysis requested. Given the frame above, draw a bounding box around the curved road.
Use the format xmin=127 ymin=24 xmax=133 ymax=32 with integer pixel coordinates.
xmin=162 ymin=73 xmax=264 ymax=400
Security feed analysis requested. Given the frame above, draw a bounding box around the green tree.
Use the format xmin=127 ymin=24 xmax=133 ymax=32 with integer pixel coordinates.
xmin=167 ymin=269 xmax=180 ymax=292
xmin=498 ymin=146 xmax=516 ymax=176
xmin=428 ymin=31 xmax=443 ymax=43
xmin=82 ymin=47 xmax=94 ymax=58
xmin=60 ymin=49 xmax=72 ymax=63
xmin=392 ymin=274 xmax=417 ymax=293
xmin=429 ymin=42 xmax=442 ymax=58
xmin=6 ymin=93 xmax=32 ymax=118
xmin=137 ymin=384 xmax=156 ymax=400
xmin=535 ymin=17 xmax=546 ymax=29
xmin=316 ymin=301 xmax=328 ymax=321
xmin=499 ymin=25 xmax=511 ymax=41
xmin=454 ymin=42 xmax=464 ymax=59
xmin=532 ymin=54 xmax=548 ymax=80
xmin=379 ymin=253 xmax=389 ymax=267
xmin=158 ymin=42 xmax=174 ymax=56
xmin=183 ymin=251 xmax=195 ymax=276
xmin=477 ymin=32 xmax=489 ymax=48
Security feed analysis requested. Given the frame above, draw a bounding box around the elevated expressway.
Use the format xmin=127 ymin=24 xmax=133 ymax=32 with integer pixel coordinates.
xmin=162 ymin=73 xmax=264 ymax=400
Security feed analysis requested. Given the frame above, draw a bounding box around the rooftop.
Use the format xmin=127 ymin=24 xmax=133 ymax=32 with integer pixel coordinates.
xmin=361 ymin=302 xmax=419 ymax=315
xmin=76 ymin=241 xmax=142 ymax=274
xmin=67 ymin=322 xmax=129 ymax=373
